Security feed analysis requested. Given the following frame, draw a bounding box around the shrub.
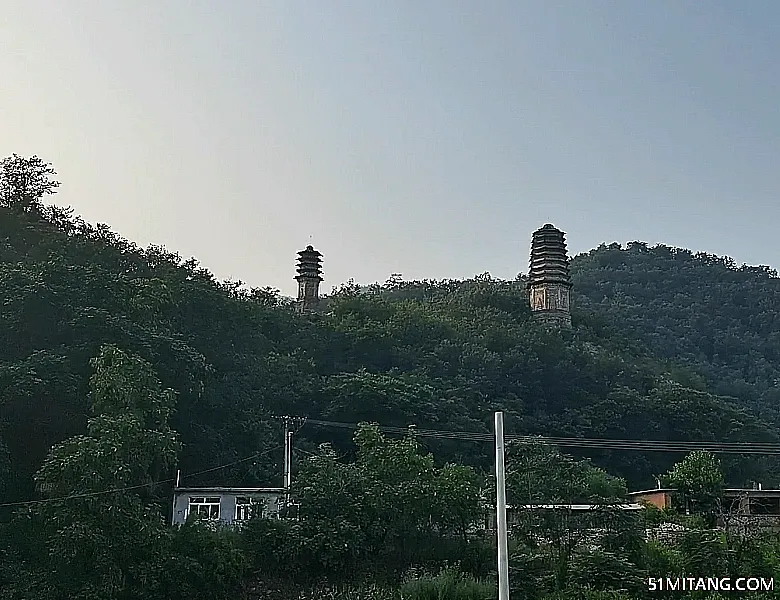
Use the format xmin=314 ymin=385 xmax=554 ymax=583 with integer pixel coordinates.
xmin=568 ymin=548 xmax=644 ymax=595
xmin=509 ymin=547 xmax=553 ymax=600
xmin=540 ymin=590 xmax=635 ymax=600
xmin=161 ymin=521 xmax=248 ymax=600
xmin=293 ymin=583 xmax=399 ymax=599
xmin=644 ymin=540 xmax=683 ymax=576
xmin=399 ymin=566 xmax=495 ymax=600
xmin=240 ymin=517 xmax=303 ymax=581
xmin=459 ymin=538 xmax=497 ymax=580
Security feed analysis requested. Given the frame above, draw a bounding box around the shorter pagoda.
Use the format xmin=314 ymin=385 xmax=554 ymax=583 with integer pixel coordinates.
xmin=527 ymin=224 xmax=572 ymax=327
xmin=295 ymin=245 xmax=323 ymax=312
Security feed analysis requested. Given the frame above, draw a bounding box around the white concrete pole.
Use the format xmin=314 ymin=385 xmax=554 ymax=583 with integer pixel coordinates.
xmin=495 ymin=411 xmax=510 ymax=600
xmin=285 ymin=431 xmax=293 ymax=489
xmin=171 ymin=469 xmax=181 ymax=526
xmin=283 ymin=417 xmax=291 ymax=505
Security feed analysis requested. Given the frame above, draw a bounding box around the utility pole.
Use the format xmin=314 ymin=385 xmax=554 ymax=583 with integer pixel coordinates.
xmin=282 ymin=416 xmax=292 ymax=504
xmin=273 ymin=415 xmax=306 ymax=511
xmin=495 ymin=411 xmax=510 ymax=600
xmin=171 ymin=469 xmax=181 ymax=526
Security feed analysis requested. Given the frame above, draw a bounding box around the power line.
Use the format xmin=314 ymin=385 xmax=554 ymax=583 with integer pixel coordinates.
xmin=9 ymin=416 xmax=777 ymax=510
xmin=182 ymin=445 xmax=283 ymax=479
xmin=296 ymin=418 xmax=780 ymax=455
xmin=0 ymin=445 xmax=284 ymax=509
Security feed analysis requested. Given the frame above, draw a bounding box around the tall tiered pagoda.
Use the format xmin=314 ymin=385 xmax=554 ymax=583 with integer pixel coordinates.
xmin=528 ymin=224 xmax=572 ymax=327
xmin=294 ymin=245 xmax=323 ymax=312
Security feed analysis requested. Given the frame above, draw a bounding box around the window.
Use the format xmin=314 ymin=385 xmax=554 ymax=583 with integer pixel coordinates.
xmin=750 ymin=497 xmax=780 ymax=515
xmin=235 ymin=497 xmax=258 ymax=521
xmin=188 ymin=496 xmax=221 ymax=520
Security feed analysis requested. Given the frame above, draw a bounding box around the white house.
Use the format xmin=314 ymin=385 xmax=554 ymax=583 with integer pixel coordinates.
xmin=171 ymin=486 xmax=286 ymax=526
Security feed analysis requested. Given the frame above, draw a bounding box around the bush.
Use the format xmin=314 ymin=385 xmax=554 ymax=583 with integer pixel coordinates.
xmin=459 ymin=538 xmax=497 ymax=580
xmin=644 ymin=540 xmax=683 ymax=576
xmin=509 ymin=547 xmax=553 ymax=600
xmin=679 ymin=530 xmax=727 ymax=575
xmin=240 ymin=517 xmax=303 ymax=581
xmin=240 ymin=516 xmax=369 ymax=583
xmin=568 ymin=548 xmax=644 ymax=595
xmin=540 ymin=590 xmax=635 ymax=600
xmin=160 ymin=521 xmax=248 ymax=600
xmin=293 ymin=583 xmax=400 ymax=599
xmin=388 ymin=535 xmax=495 ymax=581
xmin=399 ymin=566 xmax=495 ymax=600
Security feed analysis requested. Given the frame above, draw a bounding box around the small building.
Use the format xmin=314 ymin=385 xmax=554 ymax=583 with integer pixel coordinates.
xmin=627 ymin=488 xmax=675 ymax=510
xmin=171 ymin=487 xmax=286 ymax=526
xmin=719 ymin=488 xmax=780 ymax=533
xmin=628 ymin=486 xmax=780 ymax=516
xmin=722 ymin=487 xmax=780 ymax=516
xmin=483 ymin=503 xmax=644 ymax=531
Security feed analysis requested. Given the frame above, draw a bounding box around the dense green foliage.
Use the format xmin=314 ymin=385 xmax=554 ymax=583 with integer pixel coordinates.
xmin=5 ymin=155 xmax=780 ymax=598
xmin=2 ymin=185 xmax=779 ymax=495
xmin=664 ymin=450 xmax=724 ymax=525
xmin=572 ymin=241 xmax=780 ymax=423
xmin=0 ymin=345 xmax=248 ymax=600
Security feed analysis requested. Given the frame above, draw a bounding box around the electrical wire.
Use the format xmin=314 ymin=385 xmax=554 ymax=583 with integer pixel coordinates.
xmin=0 ymin=445 xmax=284 ymax=509
xmin=292 ymin=416 xmax=308 ymax=436
xmin=298 ymin=418 xmax=780 ymax=455
xmin=6 ymin=414 xmax=778 ymax=509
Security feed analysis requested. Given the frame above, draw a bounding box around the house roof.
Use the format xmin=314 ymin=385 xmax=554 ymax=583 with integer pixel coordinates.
xmin=489 ymin=503 xmax=644 ymax=511
xmin=628 ymin=488 xmax=676 ymax=496
xmin=628 ymin=488 xmax=780 ymax=497
xmin=174 ymin=487 xmax=285 ymax=494
xmin=519 ymin=504 xmax=645 ymax=511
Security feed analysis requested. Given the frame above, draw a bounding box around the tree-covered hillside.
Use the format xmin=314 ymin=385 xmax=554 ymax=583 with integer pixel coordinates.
xmin=8 ymin=154 xmax=780 ymax=599
xmin=4 ymin=154 xmax=780 ymax=504
xmin=3 ymin=157 xmax=779 ymax=503
xmin=571 ymin=242 xmax=780 ymax=424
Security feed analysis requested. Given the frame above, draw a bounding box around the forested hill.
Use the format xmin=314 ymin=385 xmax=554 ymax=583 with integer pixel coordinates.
xmin=1 ymin=203 xmax=779 ymax=504
xmin=571 ymin=242 xmax=780 ymax=423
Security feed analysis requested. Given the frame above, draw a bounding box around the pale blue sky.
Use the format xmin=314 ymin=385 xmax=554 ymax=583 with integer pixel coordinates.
xmin=3 ymin=1 xmax=779 ymax=295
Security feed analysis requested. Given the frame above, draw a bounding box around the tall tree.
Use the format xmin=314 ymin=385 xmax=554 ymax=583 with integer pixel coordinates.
xmin=505 ymin=441 xmax=636 ymax=593
xmin=665 ymin=450 xmax=724 ymax=524
xmin=291 ymin=424 xmax=482 ymax=577
xmin=9 ymin=346 xmax=180 ymax=599
xmin=0 ymin=154 xmax=60 ymax=214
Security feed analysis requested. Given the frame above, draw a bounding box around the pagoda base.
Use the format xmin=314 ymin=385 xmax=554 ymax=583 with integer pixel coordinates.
xmin=531 ymin=310 xmax=572 ymax=328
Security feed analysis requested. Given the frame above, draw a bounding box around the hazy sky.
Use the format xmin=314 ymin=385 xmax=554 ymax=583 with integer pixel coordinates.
xmin=3 ymin=2 xmax=779 ymax=295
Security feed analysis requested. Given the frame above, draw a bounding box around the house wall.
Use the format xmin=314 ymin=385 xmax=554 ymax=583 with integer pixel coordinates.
xmin=631 ymin=492 xmax=671 ymax=510
xmin=172 ymin=492 xmax=283 ymax=526
xmin=723 ymin=492 xmax=780 ymax=516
